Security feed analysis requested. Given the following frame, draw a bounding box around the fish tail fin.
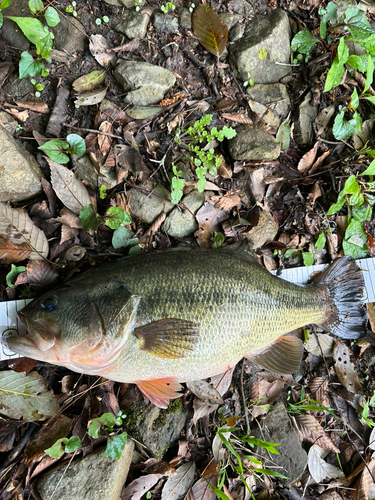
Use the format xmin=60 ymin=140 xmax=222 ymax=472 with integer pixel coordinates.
xmin=313 ymin=256 xmax=367 ymax=339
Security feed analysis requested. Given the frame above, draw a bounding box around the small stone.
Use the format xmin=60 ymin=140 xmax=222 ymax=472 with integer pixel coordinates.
xmin=229 ymin=9 xmax=291 ymax=84
xmin=0 ymin=125 xmax=43 ymax=202
xmin=129 ymin=184 xmax=174 ymax=224
xmin=49 ymin=10 xmax=86 ymax=54
xmin=219 ymin=13 xmax=242 ymax=31
xmin=229 ymin=22 xmax=246 ymax=43
xmin=228 ymin=126 xmax=281 ymax=161
xmin=245 ymin=83 xmax=290 ymax=118
xmin=179 ymin=8 xmax=192 ymax=29
xmin=5 ymin=78 xmax=34 ymax=99
xmin=114 ymin=61 xmax=176 ymax=106
xmin=245 ymin=210 xmax=278 ymax=250
xmin=113 ymin=11 xmax=150 ymax=39
xmin=37 ymin=441 xmax=134 ymax=500
xmin=227 ymin=0 xmax=254 ymax=16
xmin=153 ymin=12 xmax=179 ymax=32
xmin=164 ymin=190 xmax=210 ymax=239
xmin=255 ymin=400 xmax=308 ymax=486
xmin=0 ymin=111 xmax=19 ymax=135
xmin=293 ymin=92 xmax=318 ymax=146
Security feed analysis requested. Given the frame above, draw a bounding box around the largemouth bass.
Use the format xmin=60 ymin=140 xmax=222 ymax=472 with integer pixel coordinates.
xmin=7 ymin=247 xmax=367 ymax=408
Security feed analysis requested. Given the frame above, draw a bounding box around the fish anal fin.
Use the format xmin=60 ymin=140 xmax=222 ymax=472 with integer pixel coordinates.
xmin=247 ymin=335 xmax=303 ymax=374
xmin=136 ymin=378 xmax=182 ymax=409
xmin=134 ymin=319 xmax=199 ymax=358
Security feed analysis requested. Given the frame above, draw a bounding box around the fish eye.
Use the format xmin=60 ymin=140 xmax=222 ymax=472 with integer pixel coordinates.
xmin=41 ymin=297 xmax=58 ymax=311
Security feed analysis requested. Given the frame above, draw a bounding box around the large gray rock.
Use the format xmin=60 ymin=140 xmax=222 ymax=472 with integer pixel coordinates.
xmin=1 ymin=0 xmax=30 ymax=50
xmin=229 ymin=9 xmax=291 ymax=84
xmin=245 ymin=83 xmax=290 ymax=118
xmin=129 ymin=183 xmax=174 ymax=224
xmin=255 ymin=400 xmax=308 ymax=486
xmin=0 ymin=126 xmax=43 ymax=202
xmin=49 ymin=10 xmax=86 ymax=54
xmin=114 ymin=61 xmax=176 ymax=106
xmin=113 ymin=11 xmax=150 ymax=39
xmin=37 ymin=441 xmax=134 ymax=500
xmin=228 ymin=126 xmax=281 ymax=161
xmin=293 ymin=92 xmax=318 ymax=146
xmin=163 ymin=190 xmax=209 ymax=239
xmin=125 ymin=399 xmax=188 ymax=458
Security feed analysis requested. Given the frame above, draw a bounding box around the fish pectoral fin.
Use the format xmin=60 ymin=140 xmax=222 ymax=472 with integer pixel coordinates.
xmin=136 ymin=378 xmax=182 ymax=409
xmin=134 ymin=319 xmax=199 ymax=358
xmin=247 ymin=335 xmax=303 ymax=374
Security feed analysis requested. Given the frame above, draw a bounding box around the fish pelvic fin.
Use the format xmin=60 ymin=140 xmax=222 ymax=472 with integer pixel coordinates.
xmin=248 ymin=335 xmax=304 ymax=374
xmin=136 ymin=377 xmax=182 ymax=409
xmin=313 ymin=256 xmax=367 ymax=339
xmin=134 ymin=319 xmax=199 ymax=358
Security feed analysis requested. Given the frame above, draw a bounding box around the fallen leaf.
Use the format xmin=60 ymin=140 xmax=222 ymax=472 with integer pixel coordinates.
xmin=26 ymin=260 xmax=59 ymax=291
xmin=307 ymin=445 xmax=346 ymax=484
xmin=209 ymin=193 xmax=241 ymax=211
xmin=14 ymin=100 xmax=49 ymax=113
xmin=333 ymin=341 xmax=362 ymax=394
xmin=221 ymin=113 xmax=253 ymax=125
xmin=195 ymin=202 xmax=229 ymax=248
xmin=305 ymin=333 xmax=335 ymax=357
xmin=47 ymin=158 xmax=92 ymax=214
xmin=294 ymin=414 xmax=340 ymax=453
xmin=0 ymin=420 xmax=21 ymax=452
xmin=72 ymin=70 xmax=106 ymax=92
xmin=192 ymin=3 xmax=228 ymax=57
xmin=351 ymin=459 xmax=375 ymax=500
xmin=212 ymin=428 xmax=231 ymax=463
xmin=121 ymin=474 xmax=163 ymax=500
xmin=0 ymin=235 xmax=32 ymax=264
xmin=186 ymin=380 xmax=224 ymax=405
xmin=54 ymin=208 xmax=82 ymax=245
xmin=98 ymin=121 xmax=113 ymax=157
xmin=112 ymin=39 xmax=141 ymax=53
xmin=308 ymin=149 xmax=331 ymax=175
xmin=297 ymin=142 xmax=319 ymax=173
xmin=0 ymin=202 xmax=49 ymax=260
xmin=0 ymin=370 xmax=59 ymax=422
xmin=75 ymin=87 xmax=107 ymax=107
xmin=5 ymin=108 xmax=29 ymax=122
xmin=161 ymin=462 xmax=196 ymax=500
xmin=190 ymin=476 xmax=218 ymax=500
xmin=89 ymin=34 xmax=115 ymax=66
xmin=309 ymin=377 xmax=330 ymax=408
xmin=7 ymin=357 xmax=38 ymax=372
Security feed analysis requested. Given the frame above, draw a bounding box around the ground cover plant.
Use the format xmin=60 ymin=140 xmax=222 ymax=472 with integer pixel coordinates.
xmin=1 ymin=0 xmax=375 ymax=499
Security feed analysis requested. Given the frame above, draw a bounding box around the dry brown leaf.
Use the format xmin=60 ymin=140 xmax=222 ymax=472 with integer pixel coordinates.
xmin=308 ymin=445 xmax=347 ymax=484
xmin=190 ymin=476 xmax=217 ymax=500
xmin=294 ymin=414 xmax=339 ymax=453
xmin=297 ymin=142 xmax=319 ymax=173
xmin=308 ymin=181 xmax=322 ymax=205
xmin=0 ymin=235 xmax=32 ymax=264
xmin=192 ymin=4 xmax=228 ymax=57
xmin=89 ymin=34 xmax=115 ymax=66
xmin=54 ymin=207 xmax=82 ymax=245
xmin=193 ymin=369 xmax=234 ymax=424
xmin=209 ymin=194 xmax=241 ymax=211
xmin=215 ymin=98 xmax=237 ymax=111
xmin=112 ymin=39 xmax=141 ymax=53
xmin=161 ymin=462 xmax=196 ymax=500
xmin=98 ymin=121 xmax=113 ymax=157
xmin=351 ymin=459 xmax=375 ymax=500
xmin=0 ymin=202 xmax=49 ymax=260
xmin=309 ymin=377 xmax=330 ymax=407
xmin=333 ymin=341 xmax=362 ymax=394
xmin=221 ymin=113 xmax=253 ymax=125
xmin=121 ymin=474 xmax=163 ymax=500
xmin=308 ymin=149 xmax=331 ymax=175
xmin=14 ymin=100 xmax=49 ymax=113
xmin=186 ymin=380 xmax=224 ymax=405
xmin=195 ymin=202 xmax=229 ymax=248
xmin=6 ymin=108 xmax=29 ymax=122
xmin=217 ymin=159 xmax=232 ymax=179
xmin=249 ymin=375 xmax=284 ymax=418
xmin=305 ymin=333 xmax=335 ymax=357
xmin=47 ymin=158 xmax=92 ymax=214
xmin=75 ymin=88 xmax=107 ymax=107
xmin=26 ymin=260 xmax=59 ymax=291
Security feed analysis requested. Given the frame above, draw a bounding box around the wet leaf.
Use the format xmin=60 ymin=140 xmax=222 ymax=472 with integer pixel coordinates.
xmin=0 ymin=370 xmax=59 ymax=422
xmin=192 ymin=4 xmax=228 ymax=57
xmin=121 ymin=474 xmax=163 ymax=500
xmin=45 ymin=435 xmax=82 ymax=458
xmin=308 ymin=445 xmax=346 ymax=483
xmin=105 ymin=207 xmax=131 ymax=229
xmin=89 ymin=34 xmax=115 ymax=67
xmin=161 ymin=462 xmax=196 ymax=500
xmin=112 ymin=227 xmax=138 ymax=249
xmin=0 ymin=235 xmax=32 ymax=264
xmin=48 ymin=158 xmax=92 ymax=214
xmin=305 ymin=333 xmax=335 ymax=357
xmin=72 ymin=70 xmax=106 ymax=92
xmin=75 ymin=87 xmax=107 ymax=107
xmin=186 ymin=380 xmax=224 ymax=405
xmin=0 ymin=203 xmax=49 ymax=260
xmin=333 ymin=341 xmax=362 ymax=394
xmin=103 ymin=432 xmax=128 ymax=460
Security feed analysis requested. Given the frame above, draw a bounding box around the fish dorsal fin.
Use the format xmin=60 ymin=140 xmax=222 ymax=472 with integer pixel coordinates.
xmin=136 ymin=377 xmax=182 ymax=408
xmin=134 ymin=319 xmax=199 ymax=358
xmin=248 ymin=335 xmax=303 ymax=374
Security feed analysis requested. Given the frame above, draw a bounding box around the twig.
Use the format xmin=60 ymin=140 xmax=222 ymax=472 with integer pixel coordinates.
xmin=0 ymin=423 xmax=37 ymax=469
xmin=240 ymin=359 xmax=250 ymax=436
xmin=62 ymin=123 xmax=124 ymax=140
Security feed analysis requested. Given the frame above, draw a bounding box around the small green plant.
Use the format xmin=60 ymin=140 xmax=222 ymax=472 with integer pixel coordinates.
xmin=38 ymin=133 xmax=86 ymax=164
xmin=243 ymin=72 xmax=254 ymax=88
xmin=112 ymin=227 xmax=141 ymax=255
xmin=65 ymin=0 xmax=77 ymax=17
xmin=291 ymin=4 xmax=375 ymax=140
xmin=45 ymin=411 xmax=128 ymax=460
xmin=30 ymin=77 xmax=44 ymax=97
xmin=189 ymin=2 xmax=195 ymax=13
xmin=6 ymin=264 xmax=26 ymax=288
xmin=257 ymin=48 xmax=267 ymax=60
xmin=283 ymin=247 xmax=314 ymax=267
xmin=161 ymin=2 xmax=175 ymax=13
xmin=135 ymin=0 xmax=142 ymax=11
xmin=95 ymin=15 xmax=109 ymax=25
xmin=173 ymin=114 xmax=236 ymax=197
xmin=170 ymin=163 xmax=185 ymax=204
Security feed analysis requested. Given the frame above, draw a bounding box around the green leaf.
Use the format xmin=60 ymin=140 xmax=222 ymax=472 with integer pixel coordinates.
xmin=284 ymin=248 xmax=297 ymax=258
xmin=0 ymin=0 xmax=11 ymax=10
xmin=362 ymin=159 xmax=375 ymax=175
xmin=324 ymin=57 xmax=345 ymax=92
xmin=364 ymin=95 xmax=375 ymax=105
xmin=129 ymin=245 xmax=141 ymax=256
xmin=103 ymin=432 xmax=127 ymax=460
xmin=351 ymin=87 xmax=359 ymax=111
xmin=345 ymin=7 xmax=373 ymax=38
xmin=105 ymin=207 xmax=131 ymax=229
xmin=79 ymin=204 xmax=103 ymax=231
xmin=315 ymin=233 xmax=326 ymax=251
xmin=291 ymin=31 xmax=318 ymax=55
xmin=6 ymin=264 xmax=26 ymax=288
xmin=327 ymin=198 xmax=345 ymax=215
xmin=99 ymin=185 xmax=107 ymax=199
xmin=0 ymin=12 xmax=3 ymax=28
xmin=241 ymin=436 xmax=281 ymax=454
xmin=302 ymin=252 xmax=314 ymax=266
xmin=343 ymin=175 xmax=360 ymax=195
xmin=354 ymin=110 xmax=362 ymax=134
xmin=65 ymin=436 xmax=82 ymax=453
xmin=7 ymin=16 xmax=47 ymax=45
xmin=212 ymin=232 xmax=224 ymax=249
xmin=349 ymin=191 xmax=364 ymax=206
xmin=38 ymin=139 xmax=70 ymax=164
xmin=343 ymin=219 xmax=368 ymax=258
xmin=347 ymin=34 xmax=375 ymax=56
xmin=352 ymin=204 xmax=372 ymax=222
xmin=67 ymin=133 xmax=86 ymax=155
xmin=45 ymin=438 xmax=68 ymax=459
xmin=220 ymin=126 xmax=236 ymax=140
xmin=347 ymin=54 xmax=369 ymax=73
xmin=171 ymin=175 xmax=185 ymax=204
xmin=276 ymin=115 xmax=291 ymax=150
xmin=255 ymin=468 xmax=288 ymax=479
xmin=19 ymin=51 xmax=44 ymax=78
xmin=45 ymin=6 xmax=60 ymax=27
xmin=36 ymin=30 xmax=53 ymax=58
xmin=365 ymin=54 xmax=374 ymax=93
xmin=88 ymin=413 xmax=116 ymax=439
xmin=196 ymin=167 xmax=207 ymax=192
xmin=112 ymin=227 xmax=137 ymax=249
xmin=29 ymin=0 xmax=43 ymax=13
xmin=319 ymin=2 xmax=337 ymax=38
xmin=332 ymin=107 xmax=356 ymax=140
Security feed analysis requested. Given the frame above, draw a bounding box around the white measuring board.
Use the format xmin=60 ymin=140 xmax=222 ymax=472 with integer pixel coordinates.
xmin=1 ymin=257 xmax=375 ymax=361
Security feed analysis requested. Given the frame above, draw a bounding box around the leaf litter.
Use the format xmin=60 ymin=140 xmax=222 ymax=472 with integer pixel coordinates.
xmin=1 ymin=0 xmax=375 ymax=498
